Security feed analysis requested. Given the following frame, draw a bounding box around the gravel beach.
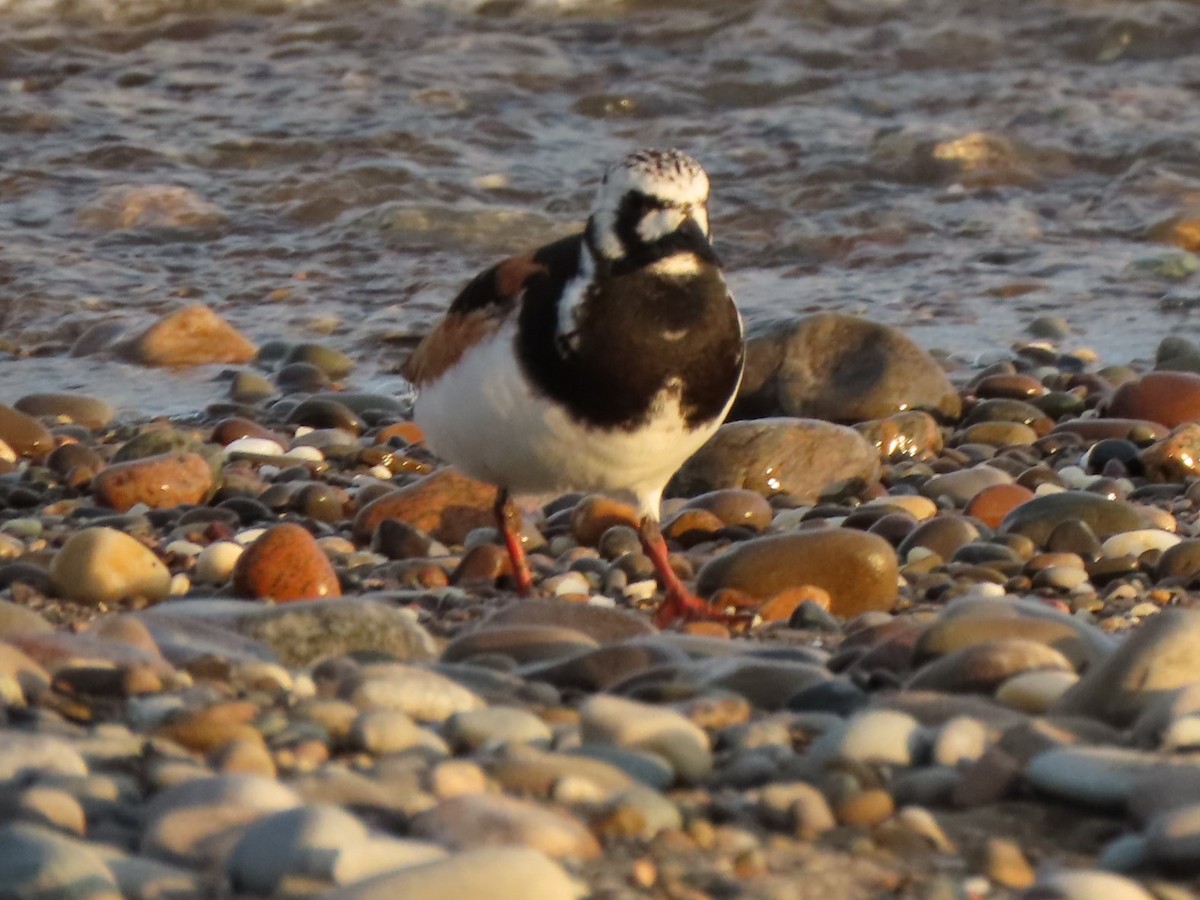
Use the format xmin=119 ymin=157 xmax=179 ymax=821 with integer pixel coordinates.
xmin=2 ymin=309 xmax=1200 ymax=899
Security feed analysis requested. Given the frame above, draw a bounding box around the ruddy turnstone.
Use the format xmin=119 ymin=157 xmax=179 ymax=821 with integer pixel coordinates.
xmin=402 ymin=148 xmax=744 ymax=625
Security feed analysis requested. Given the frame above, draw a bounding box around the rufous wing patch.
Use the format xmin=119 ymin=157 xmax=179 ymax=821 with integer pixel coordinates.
xmin=401 ymin=252 xmax=547 ymax=387
xmin=401 ymin=308 xmax=505 ymax=386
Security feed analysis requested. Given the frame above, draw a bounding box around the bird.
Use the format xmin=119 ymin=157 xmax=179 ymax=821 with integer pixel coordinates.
xmin=402 ymin=148 xmax=745 ymax=626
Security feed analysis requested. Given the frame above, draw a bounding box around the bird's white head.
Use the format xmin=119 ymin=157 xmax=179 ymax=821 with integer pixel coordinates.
xmin=587 ymin=148 xmax=713 ymax=266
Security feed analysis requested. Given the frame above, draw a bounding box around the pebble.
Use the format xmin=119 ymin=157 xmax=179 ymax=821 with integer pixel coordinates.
xmin=1106 ymin=371 xmax=1200 ymax=427
xmin=118 ymin=304 xmax=256 ymax=366
xmin=413 ymin=793 xmax=601 ymax=860
xmin=671 ymin=417 xmax=881 ymax=502
xmin=695 ymin=530 xmax=899 ymax=616
xmin=1000 ymin=491 xmax=1155 ymax=545
xmin=324 ymin=847 xmax=583 ymax=900
xmin=49 ymin=526 xmax=172 ymax=605
xmin=1052 ymin=608 xmax=1200 ymax=725
xmin=805 ymin=709 xmax=924 ymax=768
xmin=579 ymin=694 xmax=713 ymax=783
xmin=15 ymin=392 xmax=116 ymax=429
xmin=735 ymin=313 xmax=961 ymax=421
xmin=349 ymin=663 xmax=486 ymax=722
xmin=226 ymin=804 xmax=370 ymax=893
xmin=0 ymin=822 xmax=122 ymax=900
xmin=445 ymin=706 xmax=553 ymax=750
xmin=1024 ymin=869 xmax=1156 ymax=900
xmin=140 ymin=774 xmax=301 ymax=866
xmin=0 ymin=403 xmax=54 ymax=457
xmin=232 ymin=522 xmax=342 ymax=601
xmin=93 ymin=451 xmax=215 ymax=511
xmin=905 ymin=639 xmax=1074 ymax=694
xmin=1145 ymin=802 xmax=1200 ymax=873
xmin=353 ymin=467 xmax=498 ymax=545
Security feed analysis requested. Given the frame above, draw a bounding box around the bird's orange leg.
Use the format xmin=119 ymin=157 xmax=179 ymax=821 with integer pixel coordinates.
xmin=639 ymin=516 xmax=724 ymax=627
xmin=495 ymin=488 xmax=534 ymax=596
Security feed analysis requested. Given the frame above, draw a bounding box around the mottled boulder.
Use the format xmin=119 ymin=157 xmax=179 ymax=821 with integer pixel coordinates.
xmin=732 ymin=313 xmax=960 ymax=423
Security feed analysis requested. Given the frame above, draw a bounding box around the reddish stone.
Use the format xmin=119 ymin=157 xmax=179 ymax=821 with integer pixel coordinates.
xmin=1106 ymin=371 xmax=1200 ymax=427
xmin=92 ymin=452 xmax=214 ymax=511
xmin=232 ymin=523 xmax=341 ymax=602
xmin=119 ymin=305 xmax=255 ymax=367
xmin=353 ymin=466 xmax=497 ymax=546
xmin=1142 ymin=423 xmax=1200 ymax=481
xmin=964 ymin=483 xmax=1036 ymax=529
xmin=375 ymin=421 xmax=426 ymax=445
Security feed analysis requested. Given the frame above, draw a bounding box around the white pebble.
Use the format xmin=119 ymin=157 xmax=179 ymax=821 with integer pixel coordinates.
xmin=623 ymin=580 xmax=658 ymax=602
xmin=235 ymin=528 xmax=268 ymax=546
xmin=195 ymin=541 xmax=244 ymax=583
xmin=284 ymin=445 xmax=325 ymax=462
xmin=168 ymin=574 xmax=191 ymax=596
xmin=164 ymin=540 xmax=203 ymax=557
xmin=1102 ymin=529 xmax=1182 ymax=559
xmin=223 ymin=437 xmax=285 ymax=457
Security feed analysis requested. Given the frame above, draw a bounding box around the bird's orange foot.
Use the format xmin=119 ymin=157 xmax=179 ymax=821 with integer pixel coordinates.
xmin=639 ymin=515 xmax=743 ymax=628
xmin=494 ymin=488 xmax=534 ymax=596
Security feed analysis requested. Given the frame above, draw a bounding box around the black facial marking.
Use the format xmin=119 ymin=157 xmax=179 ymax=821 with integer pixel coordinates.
xmin=604 ymin=190 xmax=718 ymax=276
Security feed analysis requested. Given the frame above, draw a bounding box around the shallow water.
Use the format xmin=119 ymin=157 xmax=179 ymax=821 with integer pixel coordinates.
xmin=1 ymin=0 xmax=1200 ymax=414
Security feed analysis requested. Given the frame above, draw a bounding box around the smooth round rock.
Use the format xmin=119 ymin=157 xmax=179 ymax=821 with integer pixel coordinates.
xmin=445 ymin=707 xmax=553 ymax=750
xmin=0 ymin=403 xmax=54 ymax=458
xmin=995 ymin=670 xmax=1079 ymax=713
xmin=1023 ymin=869 xmax=1155 ymax=900
xmin=965 ymin=483 xmax=1036 ymax=529
xmin=1052 ymin=609 xmax=1200 ymax=726
xmin=671 ymin=417 xmax=881 ymax=502
xmin=92 ymin=451 xmax=215 ymax=511
xmin=579 ymin=694 xmax=712 ymax=783
xmin=1101 ymin=529 xmax=1181 ymax=559
xmin=805 ymin=709 xmax=924 ymax=768
xmin=681 ymin=489 xmax=773 ymax=531
xmin=323 ymin=847 xmax=582 ymax=900
xmin=413 ymin=793 xmax=601 ymax=860
xmin=1107 ymin=371 xmax=1200 ymax=427
xmin=906 ymin=639 xmax=1074 ymax=694
xmin=0 ymin=822 xmax=121 ymax=900
xmin=696 ymin=530 xmax=899 ymax=617
xmin=15 ymin=392 xmax=116 ymax=429
xmin=226 ymin=805 xmax=369 ymax=894
xmin=349 ymin=663 xmax=485 ymax=722
xmin=0 ymin=733 xmax=88 ymax=781
xmin=50 ymin=526 xmax=171 ymax=606
xmin=999 ymin=491 xmax=1154 ymax=545
xmin=348 ymin=711 xmax=448 ymax=756
xmin=354 ymin=468 xmax=498 ymax=545
xmin=118 ymin=305 xmax=255 ymax=366
xmin=140 ymin=774 xmax=302 ymax=866
xmin=232 ymin=523 xmax=341 ymax=602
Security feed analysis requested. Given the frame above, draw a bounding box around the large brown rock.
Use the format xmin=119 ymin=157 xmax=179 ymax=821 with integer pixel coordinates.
xmin=232 ymin=523 xmax=341 ymax=602
xmin=92 ymin=451 xmax=214 ymax=511
xmin=671 ymin=417 xmax=881 ymax=502
xmin=353 ymin=467 xmax=498 ymax=546
xmin=732 ymin=313 xmax=961 ymax=423
xmin=1106 ymin=371 xmax=1200 ymax=427
xmin=696 ymin=529 xmax=899 ymax=617
xmin=117 ymin=305 xmax=255 ymax=367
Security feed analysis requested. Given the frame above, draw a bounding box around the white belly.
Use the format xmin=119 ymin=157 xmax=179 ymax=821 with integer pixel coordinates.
xmin=412 ymin=324 xmax=730 ymax=516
